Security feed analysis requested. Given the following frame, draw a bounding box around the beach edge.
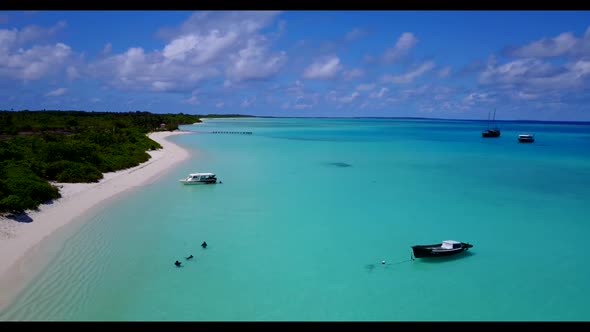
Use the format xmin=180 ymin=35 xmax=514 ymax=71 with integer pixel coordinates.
xmin=0 ymin=130 xmax=192 ymax=312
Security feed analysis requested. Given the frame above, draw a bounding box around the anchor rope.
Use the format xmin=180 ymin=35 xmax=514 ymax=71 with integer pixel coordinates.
xmin=388 ymin=258 xmax=414 ymax=266
xmin=381 ymin=252 xmax=415 ymax=266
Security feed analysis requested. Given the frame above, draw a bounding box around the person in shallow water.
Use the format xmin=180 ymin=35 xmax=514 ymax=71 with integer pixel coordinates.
xmin=175 ymin=260 xmax=182 ymax=267
xmin=186 ymin=255 xmax=194 ymax=260
xmin=201 ymin=241 xmax=207 ymax=248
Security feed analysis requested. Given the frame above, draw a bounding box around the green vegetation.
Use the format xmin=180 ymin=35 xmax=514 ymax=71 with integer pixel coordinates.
xmin=0 ymin=110 xmax=211 ymax=214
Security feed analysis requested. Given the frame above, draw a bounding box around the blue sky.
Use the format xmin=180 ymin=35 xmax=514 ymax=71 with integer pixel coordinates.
xmin=1 ymin=10 xmax=590 ymax=120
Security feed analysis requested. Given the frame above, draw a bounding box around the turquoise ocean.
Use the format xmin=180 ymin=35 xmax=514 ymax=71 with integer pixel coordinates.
xmin=1 ymin=118 xmax=590 ymax=321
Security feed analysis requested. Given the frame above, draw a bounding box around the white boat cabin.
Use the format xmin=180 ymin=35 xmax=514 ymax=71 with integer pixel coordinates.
xmin=180 ymin=172 xmax=217 ymax=184
xmin=188 ymin=173 xmax=215 ymax=180
xmin=441 ymin=240 xmax=462 ymax=249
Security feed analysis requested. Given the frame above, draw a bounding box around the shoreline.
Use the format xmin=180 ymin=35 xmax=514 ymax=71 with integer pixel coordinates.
xmin=0 ymin=130 xmax=192 ymax=310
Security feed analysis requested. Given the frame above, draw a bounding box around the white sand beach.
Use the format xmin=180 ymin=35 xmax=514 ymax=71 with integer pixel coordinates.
xmin=0 ymin=130 xmax=191 ymax=307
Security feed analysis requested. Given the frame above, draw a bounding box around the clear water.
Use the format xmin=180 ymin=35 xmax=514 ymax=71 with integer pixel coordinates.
xmin=2 ymin=118 xmax=590 ymax=321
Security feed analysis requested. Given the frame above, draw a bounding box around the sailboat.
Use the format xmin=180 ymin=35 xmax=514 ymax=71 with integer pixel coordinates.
xmin=482 ymin=108 xmax=501 ymax=138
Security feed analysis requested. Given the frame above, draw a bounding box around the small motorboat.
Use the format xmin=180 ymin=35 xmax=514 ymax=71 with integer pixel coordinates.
xmin=518 ymin=134 xmax=535 ymax=143
xmin=411 ymin=240 xmax=473 ymax=258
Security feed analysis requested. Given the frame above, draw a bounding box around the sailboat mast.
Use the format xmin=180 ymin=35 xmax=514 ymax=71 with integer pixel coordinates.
xmin=492 ymin=108 xmax=497 ymax=129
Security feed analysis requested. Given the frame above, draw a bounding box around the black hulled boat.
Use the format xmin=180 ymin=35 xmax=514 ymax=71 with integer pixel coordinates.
xmin=482 ymin=128 xmax=501 ymax=138
xmin=412 ymin=240 xmax=473 ymax=258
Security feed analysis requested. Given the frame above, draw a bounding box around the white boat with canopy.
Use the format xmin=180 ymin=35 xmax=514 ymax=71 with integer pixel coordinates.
xmin=179 ymin=172 xmax=218 ymax=185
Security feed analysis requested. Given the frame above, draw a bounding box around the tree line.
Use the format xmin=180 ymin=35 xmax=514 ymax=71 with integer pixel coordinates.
xmin=0 ymin=110 xmax=250 ymax=214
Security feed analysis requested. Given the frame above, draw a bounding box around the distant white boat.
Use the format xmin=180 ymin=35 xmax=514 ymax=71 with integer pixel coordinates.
xmin=179 ymin=172 xmax=218 ymax=185
xmin=518 ymin=134 xmax=535 ymax=143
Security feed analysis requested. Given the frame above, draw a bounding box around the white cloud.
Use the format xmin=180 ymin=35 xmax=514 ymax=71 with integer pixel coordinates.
xmin=398 ymin=84 xmax=431 ymax=99
xmin=383 ymin=32 xmax=418 ymax=63
xmin=101 ymin=42 xmax=112 ymax=56
xmin=293 ymin=95 xmax=317 ymax=109
xmin=241 ymin=97 xmax=256 ymax=108
xmin=290 ymin=96 xmax=316 ymax=110
xmin=356 ymin=83 xmax=375 ymax=91
xmin=507 ymin=26 xmax=590 ymax=60
xmin=215 ymin=101 xmax=224 ymax=108
xmin=45 ymin=87 xmax=67 ymax=97
xmin=369 ymin=87 xmax=388 ymax=99
xmin=511 ymin=32 xmax=579 ymax=58
xmin=511 ymin=91 xmax=539 ymax=100
xmin=570 ymin=59 xmax=590 ymax=76
xmin=382 ymin=61 xmax=435 ymax=84
xmin=89 ymin=46 xmax=218 ymax=92
xmin=303 ymin=56 xmax=342 ymax=79
xmin=163 ymin=30 xmax=238 ymax=64
xmin=226 ymin=37 xmax=287 ymax=82
xmin=0 ymin=21 xmax=66 ymax=49
xmin=157 ymin=11 xmax=281 ymax=41
xmin=184 ymin=95 xmax=200 ymax=105
xmin=281 ymin=85 xmax=319 ymax=110
xmin=363 ymin=54 xmax=375 ymax=64
xmin=182 ymin=90 xmax=200 ymax=105
xmin=152 ymin=81 xmax=176 ymax=92
xmin=418 ymin=106 xmax=435 ymax=113
xmin=479 ymin=58 xmax=590 ymax=90
xmin=18 ymin=21 xmax=67 ymax=45
xmin=0 ymin=29 xmax=17 ymax=50
xmin=90 ymin=11 xmax=286 ymax=92
xmin=464 ymin=92 xmax=495 ymax=105
xmin=0 ymin=42 xmax=72 ymax=81
xmin=327 ymin=90 xmax=360 ymax=103
xmin=276 ymin=20 xmax=287 ymax=37
xmin=286 ymin=80 xmax=305 ymax=94
xmin=432 ymin=86 xmax=454 ymax=101
xmin=0 ymin=23 xmax=72 ymax=81
xmin=345 ymin=28 xmax=366 ymax=42
xmin=66 ymin=65 xmax=80 ymax=80
xmin=440 ymin=101 xmax=469 ymax=112
xmin=342 ymin=68 xmax=364 ymax=80
xmin=438 ymin=66 xmax=451 ymax=78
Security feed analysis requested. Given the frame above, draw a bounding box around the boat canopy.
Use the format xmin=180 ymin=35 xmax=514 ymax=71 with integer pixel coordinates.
xmin=441 ymin=240 xmax=461 ymax=249
xmin=189 ymin=173 xmax=215 ymax=177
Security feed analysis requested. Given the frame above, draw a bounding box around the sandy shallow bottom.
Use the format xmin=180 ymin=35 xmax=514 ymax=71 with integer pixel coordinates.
xmin=0 ymin=130 xmax=192 ymax=310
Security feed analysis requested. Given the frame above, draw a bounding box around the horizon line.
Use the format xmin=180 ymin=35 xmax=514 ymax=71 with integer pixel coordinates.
xmin=3 ymin=109 xmax=589 ymax=124
xmin=242 ymin=115 xmax=590 ymax=124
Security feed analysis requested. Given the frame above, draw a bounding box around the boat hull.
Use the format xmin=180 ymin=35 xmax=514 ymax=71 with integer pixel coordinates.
xmin=179 ymin=180 xmax=217 ymax=185
xmin=481 ymin=133 xmax=500 ymax=137
xmin=482 ymin=130 xmax=501 ymax=138
xmin=518 ymin=138 xmax=534 ymax=143
xmin=412 ymin=242 xmax=473 ymax=258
